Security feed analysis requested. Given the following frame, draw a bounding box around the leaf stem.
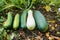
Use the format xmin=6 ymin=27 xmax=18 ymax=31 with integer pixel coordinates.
xmin=0 ymin=4 xmax=24 ymax=12
xmin=28 ymin=0 xmax=34 ymax=9
xmin=0 ymin=5 xmax=14 ymax=12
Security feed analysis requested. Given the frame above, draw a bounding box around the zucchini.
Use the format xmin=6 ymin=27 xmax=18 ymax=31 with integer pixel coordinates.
xmin=21 ymin=9 xmax=28 ymax=29
xmin=13 ymin=14 xmax=19 ymax=30
xmin=27 ymin=10 xmax=36 ymax=30
xmin=3 ymin=12 xmax=13 ymax=28
xmin=34 ymin=10 xmax=48 ymax=32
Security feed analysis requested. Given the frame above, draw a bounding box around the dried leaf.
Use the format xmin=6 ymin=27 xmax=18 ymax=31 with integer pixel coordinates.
xmin=49 ymin=36 xmax=54 ymax=40
xmin=51 ymin=27 xmax=55 ymax=30
xmin=57 ymin=32 xmax=60 ymax=34
xmin=46 ymin=32 xmax=50 ymax=37
xmin=44 ymin=5 xmax=51 ymax=12
xmin=48 ymin=20 xmax=55 ymax=23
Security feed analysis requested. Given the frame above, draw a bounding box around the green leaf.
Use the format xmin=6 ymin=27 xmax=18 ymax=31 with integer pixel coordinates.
xmin=0 ymin=0 xmax=3 ymax=6
xmin=0 ymin=0 xmax=4 ymax=11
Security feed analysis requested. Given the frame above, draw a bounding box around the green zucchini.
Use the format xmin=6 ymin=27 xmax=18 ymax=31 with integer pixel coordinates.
xmin=34 ymin=10 xmax=48 ymax=32
xmin=3 ymin=12 xmax=13 ymax=28
xmin=13 ymin=14 xmax=19 ymax=30
xmin=21 ymin=9 xmax=28 ymax=29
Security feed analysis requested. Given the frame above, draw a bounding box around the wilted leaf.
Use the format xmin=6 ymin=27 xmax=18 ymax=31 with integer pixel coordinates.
xmin=48 ymin=20 xmax=55 ymax=23
xmin=44 ymin=5 xmax=51 ymax=12
xmin=51 ymin=27 xmax=55 ymax=30
xmin=48 ymin=36 xmax=54 ymax=40
xmin=57 ymin=32 xmax=60 ymax=34
xmin=46 ymin=32 xmax=50 ymax=37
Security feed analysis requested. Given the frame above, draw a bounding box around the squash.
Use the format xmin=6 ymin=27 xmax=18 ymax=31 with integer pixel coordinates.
xmin=3 ymin=12 xmax=13 ymax=28
xmin=21 ymin=9 xmax=28 ymax=29
xmin=13 ymin=14 xmax=19 ymax=30
xmin=33 ymin=10 xmax=48 ymax=32
xmin=27 ymin=10 xmax=36 ymax=30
